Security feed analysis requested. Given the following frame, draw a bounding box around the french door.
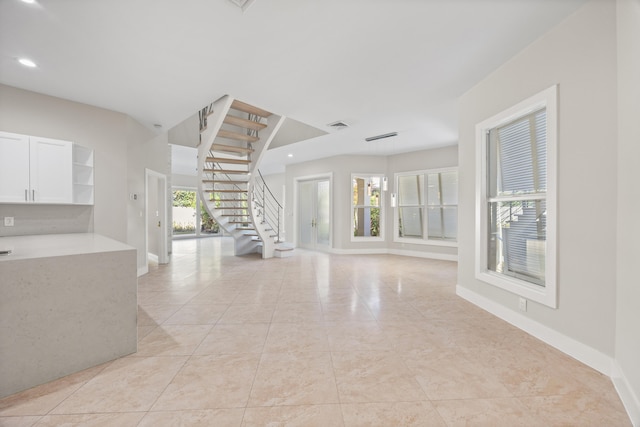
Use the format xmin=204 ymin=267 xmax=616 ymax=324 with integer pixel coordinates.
xmin=298 ymin=178 xmax=331 ymax=250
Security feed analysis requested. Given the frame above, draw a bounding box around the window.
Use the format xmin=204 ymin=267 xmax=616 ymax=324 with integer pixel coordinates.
xmin=172 ymin=188 xmax=219 ymax=237
xmin=476 ymin=85 xmax=557 ymax=308
xmin=351 ymin=175 xmax=383 ymax=240
xmin=394 ymin=168 xmax=458 ymax=245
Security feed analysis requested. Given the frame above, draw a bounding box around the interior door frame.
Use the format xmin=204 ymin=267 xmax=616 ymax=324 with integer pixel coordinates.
xmin=145 ymin=168 xmax=169 ymax=266
xmin=293 ymin=173 xmax=333 ymax=251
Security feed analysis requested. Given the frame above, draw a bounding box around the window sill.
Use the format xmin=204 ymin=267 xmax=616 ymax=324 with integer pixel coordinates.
xmin=351 ymin=236 xmax=385 ymax=243
xmin=394 ymin=237 xmax=458 ymax=247
xmin=476 ymin=270 xmax=556 ymax=308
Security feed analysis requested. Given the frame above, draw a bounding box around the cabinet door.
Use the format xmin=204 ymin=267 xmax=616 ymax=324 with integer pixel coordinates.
xmin=0 ymin=131 xmax=30 ymax=203
xmin=29 ymin=136 xmax=73 ymax=203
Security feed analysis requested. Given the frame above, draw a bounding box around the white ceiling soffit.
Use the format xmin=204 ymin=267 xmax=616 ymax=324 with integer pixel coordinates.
xmin=269 ymin=117 xmax=328 ymax=149
xmin=0 ymin=0 xmax=588 ymax=174
xmin=171 ymin=144 xmax=198 ymax=176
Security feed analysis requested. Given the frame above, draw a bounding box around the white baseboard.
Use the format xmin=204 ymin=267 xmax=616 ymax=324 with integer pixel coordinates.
xmin=389 ymin=248 xmax=458 ymax=261
xmin=329 ymin=248 xmax=388 ymax=255
xmin=612 ymin=362 xmax=640 ymax=427
xmin=328 ymin=247 xmax=458 ymax=262
xmin=456 ymin=285 xmax=613 ymax=376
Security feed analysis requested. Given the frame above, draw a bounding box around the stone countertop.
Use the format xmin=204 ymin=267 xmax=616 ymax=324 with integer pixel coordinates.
xmin=0 ymin=233 xmax=135 ymax=262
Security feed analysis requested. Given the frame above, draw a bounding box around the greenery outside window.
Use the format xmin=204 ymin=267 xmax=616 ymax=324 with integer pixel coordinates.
xmin=351 ymin=174 xmax=383 ymax=240
xmin=395 ymin=168 xmax=458 ymax=245
xmin=172 ymin=188 xmax=219 ymax=237
xmin=475 ymin=85 xmax=557 ymax=308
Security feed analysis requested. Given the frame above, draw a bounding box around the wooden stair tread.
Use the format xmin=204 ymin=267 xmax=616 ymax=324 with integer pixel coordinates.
xmin=205 ymin=189 xmax=248 ymax=193
xmin=223 ymin=115 xmax=267 ymax=131
xmin=203 ymin=168 xmax=248 ymax=174
xmin=203 ymin=180 xmax=248 ymax=184
xmin=202 ymin=180 xmax=249 ymax=183
xmin=206 ymin=157 xmax=251 ymax=165
xmin=217 ymin=129 xmax=259 ymax=143
xmin=231 ymin=100 xmax=272 ymax=118
xmin=211 ymin=143 xmax=254 ymax=154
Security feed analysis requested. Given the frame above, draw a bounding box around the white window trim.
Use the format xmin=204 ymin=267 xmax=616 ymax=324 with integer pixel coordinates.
xmin=171 ymin=186 xmax=200 ymax=237
xmin=350 ymin=173 xmax=385 ymax=242
xmin=393 ymin=167 xmax=458 ymax=247
xmin=475 ymin=85 xmax=558 ymax=308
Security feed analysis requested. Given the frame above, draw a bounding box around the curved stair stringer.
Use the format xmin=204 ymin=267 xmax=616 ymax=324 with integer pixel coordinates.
xmin=246 ymin=114 xmax=286 ymax=259
xmin=197 ymin=95 xmax=286 ymax=257
xmin=197 ymin=95 xmax=255 ymax=255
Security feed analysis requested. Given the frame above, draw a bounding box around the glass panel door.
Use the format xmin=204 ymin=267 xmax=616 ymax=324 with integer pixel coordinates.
xmin=298 ymin=178 xmax=331 ymax=250
xmin=316 ymin=179 xmax=330 ymax=246
xmin=298 ymin=181 xmax=315 ymax=248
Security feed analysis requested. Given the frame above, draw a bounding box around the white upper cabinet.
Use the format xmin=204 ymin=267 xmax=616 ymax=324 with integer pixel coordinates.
xmin=29 ymin=136 xmax=73 ymax=204
xmin=0 ymin=132 xmax=31 ymax=203
xmin=0 ymin=131 xmax=92 ymax=205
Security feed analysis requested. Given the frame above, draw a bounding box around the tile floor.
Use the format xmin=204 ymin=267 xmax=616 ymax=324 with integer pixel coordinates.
xmin=0 ymin=237 xmax=632 ymax=426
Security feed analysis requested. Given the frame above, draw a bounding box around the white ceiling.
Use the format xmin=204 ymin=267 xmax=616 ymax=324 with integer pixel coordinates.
xmin=0 ymin=0 xmax=586 ymax=175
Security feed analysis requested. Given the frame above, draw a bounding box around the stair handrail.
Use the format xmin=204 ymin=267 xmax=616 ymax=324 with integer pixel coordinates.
xmin=253 ymin=169 xmax=283 ymax=242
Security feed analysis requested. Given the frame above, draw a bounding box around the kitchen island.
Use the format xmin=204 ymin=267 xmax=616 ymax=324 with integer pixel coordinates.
xmin=0 ymin=233 xmax=137 ymax=398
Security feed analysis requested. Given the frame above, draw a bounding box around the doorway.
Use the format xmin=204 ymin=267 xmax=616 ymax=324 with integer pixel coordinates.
xmin=297 ymin=176 xmax=331 ymax=250
xmin=145 ymin=169 xmax=169 ymax=266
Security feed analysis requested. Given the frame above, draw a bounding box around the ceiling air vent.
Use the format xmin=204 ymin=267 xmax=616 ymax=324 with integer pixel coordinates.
xmin=365 ymin=132 xmax=398 ymax=142
xmin=327 ymin=120 xmax=349 ymax=130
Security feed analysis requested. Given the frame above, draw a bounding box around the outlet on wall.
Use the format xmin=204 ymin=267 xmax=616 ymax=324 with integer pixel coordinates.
xmin=4 ymin=217 xmax=14 ymax=227
xmin=518 ymin=297 xmax=527 ymax=312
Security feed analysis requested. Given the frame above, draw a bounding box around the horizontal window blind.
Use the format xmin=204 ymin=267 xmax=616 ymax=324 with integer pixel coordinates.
xmin=487 ymin=107 xmax=547 ymax=286
xmin=491 ymin=109 xmax=546 ymax=197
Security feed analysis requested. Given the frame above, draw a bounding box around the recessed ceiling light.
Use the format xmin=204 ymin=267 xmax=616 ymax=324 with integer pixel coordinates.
xmin=287 ymin=154 xmax=293 ymax=158
xmin=18 ymin=58 xmax=37 ymax=68
xmin=21 ymin=0 xmax=36 ymax=3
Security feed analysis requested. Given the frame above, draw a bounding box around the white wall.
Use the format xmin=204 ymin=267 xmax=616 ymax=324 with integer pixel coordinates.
xmin=458 ymin=0 xmax=618 ymax=357
xmin=0 ymin=84 xmax=170 ymax=273
xmin=261 ymin=172 xmax=286 ymax=240
xmin=0 ymin=84 xmax=128 ymax=241
xmin=285 ymin=148 xmax=458 ymax=257
xmin=285 ymin=155 xmax=385 ymax=252
xmin=615 ymin=0 xmax=640 ymax=422
xmin=172 ymin=174 xmax=198 ymax=188
xmin=126 ymin=118 xmax=169 ymax=270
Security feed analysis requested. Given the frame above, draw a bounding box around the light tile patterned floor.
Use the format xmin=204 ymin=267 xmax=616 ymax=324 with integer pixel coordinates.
xmin=0 ymin=237 xmax=632 ymax=426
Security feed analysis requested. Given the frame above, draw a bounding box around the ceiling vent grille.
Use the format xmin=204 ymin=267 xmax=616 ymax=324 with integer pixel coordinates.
xmin=327 ymin=120 xmax=349 ymax=130
xmin=365 ymin=132 xmax=398 ymax=142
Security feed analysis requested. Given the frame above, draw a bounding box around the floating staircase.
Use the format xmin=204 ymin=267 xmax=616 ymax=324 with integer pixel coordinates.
xmin=197 ymin=96 xmax=287 ymax=258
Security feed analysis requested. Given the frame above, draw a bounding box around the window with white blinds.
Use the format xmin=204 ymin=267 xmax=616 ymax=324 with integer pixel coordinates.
xmin=395 ymin=168 xmax=458 ymax=245
xmin=488 ymin=109 xmax=547 ymax=286
xmin=476 ymin=85 xmax=557 ymax=308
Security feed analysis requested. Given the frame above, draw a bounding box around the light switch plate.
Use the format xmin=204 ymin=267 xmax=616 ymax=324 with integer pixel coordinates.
xmin=4 ymin=217 xmax=14 ymax=227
